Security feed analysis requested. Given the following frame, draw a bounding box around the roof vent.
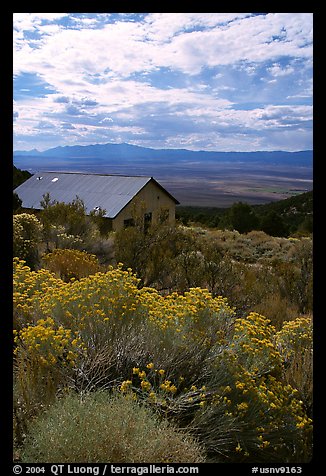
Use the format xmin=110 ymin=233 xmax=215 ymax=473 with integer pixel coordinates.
xmin=37 ymin=176 xmax=43 ymax=180
xmin=51 ymin=177 xmax=59 ymax=182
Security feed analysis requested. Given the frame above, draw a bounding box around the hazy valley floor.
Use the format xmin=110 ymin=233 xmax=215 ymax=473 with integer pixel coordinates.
xmin=14 ymin=156 xmax=313 ymax=207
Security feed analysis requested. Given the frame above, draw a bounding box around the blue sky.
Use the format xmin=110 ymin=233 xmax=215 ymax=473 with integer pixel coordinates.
xmin=13 ymin=13 xmax=313 ymax=152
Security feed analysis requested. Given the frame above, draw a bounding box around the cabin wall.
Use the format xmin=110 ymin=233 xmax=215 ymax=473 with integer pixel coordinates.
xmin=112 ymin=181 xmax=176 ymax=231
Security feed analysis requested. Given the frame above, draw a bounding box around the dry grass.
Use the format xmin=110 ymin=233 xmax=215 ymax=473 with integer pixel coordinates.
xmin=281 ymin=348 xmax=313 ymax=417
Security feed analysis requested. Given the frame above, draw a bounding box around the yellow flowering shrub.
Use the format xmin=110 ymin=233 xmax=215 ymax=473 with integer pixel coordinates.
xmin=234 ymin=370 xmax=311 ymax=433
xmin=192 ymin=351 xmax=312 ymax=462
xmin=14 ymin=317 xmax=83 ymax=368
xmin=13 ymin=258 xmax=66 ymax=329
xmin=13 ymin=213 xmax=43 ymax=267
xmin=119 ymin=363 xmax=206 ymax=413
xmin=13 ymin=252 xmax=313 ymax=463
xmin=14 ymin=315 xmax=85 ymax=421
xmin=139 ymin=286 xmax=236 ymax=345
xmin=118 ymin=355 xmax=312 ymax=463
xmin=231 ymin=312 xmax=282 ymax=376
xmin=275 ymin=316 xmax=313 ymax=416
xmin=30 ymin=264 xmax=143 ymax=335
xmin=276 ymin=316 xmax=312 ymax=361
xmin=14 ymin=256 xmax=236 ymax=349
xmin=42 ymin=248 xmax=101 ymax=282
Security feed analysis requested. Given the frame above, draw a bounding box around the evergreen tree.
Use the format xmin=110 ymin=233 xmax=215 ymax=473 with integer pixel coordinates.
xmin=13 ymin=165 xmax=32 ymax=189
xmin=260 ymin=211 xmax=289 ymax=237
xmin=13 ymin=192 xmax=22 ymax=212
xmin=227 ymin=202 xmax=259 ymax=233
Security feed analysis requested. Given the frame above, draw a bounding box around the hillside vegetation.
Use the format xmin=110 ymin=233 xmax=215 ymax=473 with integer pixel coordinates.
xmin=13 ymin=165 xmax=32 ymax=189
xmin=13 ymin=167 xmax=313 ymax=463
xmin=177 ymin=190 xmax=313 ymax=236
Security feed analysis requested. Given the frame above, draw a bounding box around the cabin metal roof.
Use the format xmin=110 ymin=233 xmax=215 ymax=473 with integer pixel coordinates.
xmin=14 ymin=172 xmax=178 ymax=218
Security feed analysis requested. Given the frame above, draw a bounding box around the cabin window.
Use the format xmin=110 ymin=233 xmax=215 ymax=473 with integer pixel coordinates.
xmin=144 ymin=212 xmax=152 ymax=224
xmin=144 ymin=212 xmax=152 ymax=231
xmin=158 ymin=208 xmax=170 ymax=224
xmin=124 ymin=218 xmax=135 ymax=228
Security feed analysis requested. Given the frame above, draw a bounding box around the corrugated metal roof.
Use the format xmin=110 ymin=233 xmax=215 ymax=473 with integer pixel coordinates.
xmin=14 ymin=172 xmax=156 ymax=218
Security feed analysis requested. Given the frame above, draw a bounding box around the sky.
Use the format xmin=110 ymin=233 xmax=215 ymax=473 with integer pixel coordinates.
xmin=13 ymin=12 xmax=313 ymax=152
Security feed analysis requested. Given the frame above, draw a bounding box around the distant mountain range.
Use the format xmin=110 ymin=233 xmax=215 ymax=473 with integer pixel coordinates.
xmin=13 ymin=143 xmax=313 ymax=207
xmin=14 ymin=142 xmax=313 ymax=166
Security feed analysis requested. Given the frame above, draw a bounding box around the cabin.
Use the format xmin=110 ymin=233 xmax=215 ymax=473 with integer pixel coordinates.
xmin=14 ymin=172 xmax=179 ymax=232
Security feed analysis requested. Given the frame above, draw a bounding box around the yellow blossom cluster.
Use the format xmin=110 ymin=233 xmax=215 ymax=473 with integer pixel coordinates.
xmin=159 ymin=380 xmax=177 ymax=393
xmin=198 ymin=343 xmax=312 ymax=459
xmin=138 ymin=286 xmax=235 ymax=342
xmin=13 ymin=258 xmax=236 ymax=354
xmin=276 ymin=316 xmax=312 ymax=361
xmin=217 ymin=365 xmax=312 ymax=453
xmin=18 ymin=263 xmax=143 ymax=335
xmin=256 ymin=375 xmax=312 ymax=433
xmin=123 ymin=364 xmax=182 ymax=406
xmin=14 ymin=317 xmax=82 ymax=367
xmin=231 ymin=312 xmax=282 ymax=376
xmin=13 ymin=258 xmax=66 ymax=328
xmin=120 ymin=380 xmax=132 ymax=392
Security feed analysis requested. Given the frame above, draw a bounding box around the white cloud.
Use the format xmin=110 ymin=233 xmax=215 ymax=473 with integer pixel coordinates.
xmin=268 ymin=63 xmax=295 ymax=77
xmin=13 ymin=13 xmax=68 ymax=35
xmin=149 ymin=13 xmax=312 ymax=74
xmin=13 ymin=12 xmax=313 ymax=79
xmin=13 ymin=13 xmax=313 ymax=151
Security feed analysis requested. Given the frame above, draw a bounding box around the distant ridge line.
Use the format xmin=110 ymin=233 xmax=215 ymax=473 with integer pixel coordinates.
xmin=13 ymin=142 xmax=313 ymax=166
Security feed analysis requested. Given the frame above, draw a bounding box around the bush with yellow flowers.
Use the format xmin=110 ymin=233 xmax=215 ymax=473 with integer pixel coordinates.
xmin=13 ymin=213 xmax=43 ymax=268
xmin=40 ymin=263 xmax=140 ymax=317
xmin=276 ymin=316 xmax=312 ymax=362
xmin=13 ymin=260 xmax=150 ymax=395
xmin=116 ymin=354 xmax=312 ymax=463
xmin=13 ymin=258 xmax=66 ymax=330
xmin=13 ymin=254 xmax=313 ymax=463
xmin=13 ymin=315 xmax=85 ymax=439
xmin=231 ymin=312 xmax=282 ymax=377
xmin=139 ymin=286 xmax=236 ymax=345
xmin=42 ymin=248 xmax=101 ymax=282
xmin=120 ymin=363 xmax=207 ymax=417
xmin=191 ymin=358 xmax=312 ymax=463
xmin=275 ymin=316 xmax=313 ymax=418
xmin=14 ymin=317 xmax=82 ymax=368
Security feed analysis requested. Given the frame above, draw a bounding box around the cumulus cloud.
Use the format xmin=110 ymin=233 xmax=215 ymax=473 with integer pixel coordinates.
xmin=13 ymin=13 xmax=313 ymax=78
xmin=13 ymin=13 xmax=313 ymax=151
xmin=268 ymin=63 xmax=295 ymax=77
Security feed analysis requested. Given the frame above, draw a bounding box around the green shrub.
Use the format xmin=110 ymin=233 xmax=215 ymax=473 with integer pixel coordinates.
xmin=13 ymin=192 xmax=22 ymax=212
xmin=21 ymin=391 xmax=205 ymax=463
